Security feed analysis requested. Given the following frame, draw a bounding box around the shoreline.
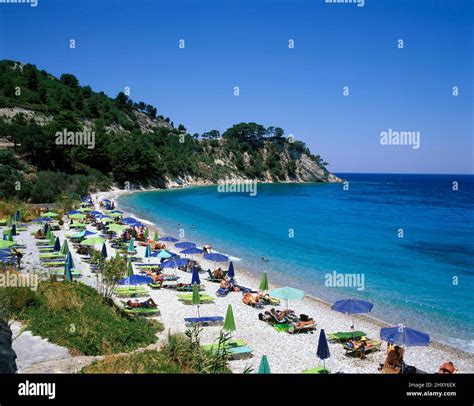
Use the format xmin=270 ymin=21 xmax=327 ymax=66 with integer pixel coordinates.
xmin=92 ymin=187 xmax=474 ymax=371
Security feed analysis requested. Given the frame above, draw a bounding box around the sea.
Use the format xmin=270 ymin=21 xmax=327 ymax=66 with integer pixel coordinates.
xmin=118 ymin=173 xmax=474 ymax=352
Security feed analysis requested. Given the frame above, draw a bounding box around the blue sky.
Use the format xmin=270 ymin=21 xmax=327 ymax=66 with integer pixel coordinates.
xmin=0 ymin=0 xmax=472 ymax=174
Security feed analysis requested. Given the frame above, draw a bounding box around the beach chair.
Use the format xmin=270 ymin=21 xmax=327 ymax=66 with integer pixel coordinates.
xmin=114 ymin=286 xmax=149 ymax=298
xmin=216 ymin=287 xmax=230 ymax=297
xmin=178 ymin=293 xmax=215 ymax=304
xmin=302 ymin=366 xmax=331 ymax=374
xmin=344 ymin=339 xmax=382 ymax=357
xmin=206 ymin=269 xmax=227 ymax=283
xmin=184 ymin=316 xmax=224 ymax=327
xmin=328 ymin=331 xmax=367 ymax=343
xmin=120 ymin=301 xmax=160 ymax=317
xmin=288 ymin=320 xmax=317 ymax=334
xmin=202 ymin=339 xmax=252 ymax=360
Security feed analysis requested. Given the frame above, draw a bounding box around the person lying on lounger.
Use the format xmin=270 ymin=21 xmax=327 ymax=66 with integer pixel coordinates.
xmin=151 ymin=273 xmax=164 ymax=284
xmin=243 ymin=292 xmax=260 ymax=306
xmin=437 ymin=361 xmax=457 ymax=374
xmin=382 ymin=345 xmax=403 ymax=372
xmin=126 ymin=298 xmax=158 ymax=308
xmin=270 ymin=308 xmax=292 ymax=321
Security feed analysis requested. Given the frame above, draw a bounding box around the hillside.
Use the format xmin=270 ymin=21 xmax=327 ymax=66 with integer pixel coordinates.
xmin=0 ymin=60 xmax=341 ymax=203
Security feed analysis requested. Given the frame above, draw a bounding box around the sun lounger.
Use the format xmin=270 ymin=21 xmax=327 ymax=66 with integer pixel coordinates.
xmin=216 ymin=287 xmax=230 ymax=297
xmin=288 ymin=320 xmax=317 ymax=334
xmin=148 ymin=283 xmax=162 ymax=289
xmin=42 ymin=261 xmax=67 ymax=267
xmin=39 ymin=253 xmax=65 ymax=259
xmin=114 ymin=287 xmax=149 ymax=298
xmin=206 ymin=269 xmax=227 ymax=283
xmin=184 ymin=316 xmax=224 ymax=327
xmin=178 ymin=293 xmax=215 ymax=304
xmin=49 ymin=269 xmax=82 ymax=277
xmin=344 ymin=340 xmax=382 ymax=356
xmin=202 ymin=339 xmax=252 ymax=360
xmin=120 ymin=301 xmax=160 ymax=316
xmin=302 ymin=366 xmax=330 ymax=374
xmin=328 ymin=331 xmax=367 ymax=342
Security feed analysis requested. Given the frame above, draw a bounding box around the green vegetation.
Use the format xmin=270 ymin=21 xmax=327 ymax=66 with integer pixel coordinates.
xmin=0 ymin=281 xmax=162 ymax=355
xmin=0 ymin=60 xmax=330 ymax=203
xmin=82 ymin=326 xmax=232 ymax=374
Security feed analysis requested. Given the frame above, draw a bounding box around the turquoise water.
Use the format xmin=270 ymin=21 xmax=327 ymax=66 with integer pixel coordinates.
xmin=118 ymin=174 xmax=474 ymax=352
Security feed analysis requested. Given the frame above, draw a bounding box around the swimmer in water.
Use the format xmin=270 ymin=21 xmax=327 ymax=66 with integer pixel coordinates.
xmin=261 ymin=257 xmax=269 ymax=262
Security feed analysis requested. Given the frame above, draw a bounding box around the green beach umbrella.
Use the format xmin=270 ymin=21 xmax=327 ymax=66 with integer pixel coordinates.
xmin=46 ymin=228 xmax=52 ymax=240
xmin=269 ymin=286 xmax=305 ymax=310
xmin=144 ymin=227 xmax=149 ymax=239
xmin=259 ymin=272 xmax=269 ymax=291
xmin=107 ymin=223 xmax=127 ymax=233
xmin=61 ymin=240 xmax=69 ymax=255
xmin=192 ymin=282 xmax=201 ymax=318
xmin=69 ymin=213 xmax=86 ymax=220
xmin=153 ymin=230 xmax=159 ymax=241
xmin=223 ymin=304 xmax=236 ymax=332
xmin=81 ymin=237 xmax=106 ymax=246
xmin=43 ymin=211 xmax=59 ymax=217
xmin=49 ymin=233 xmax=56 ymax=246
xmin=258 ymin=355 xmax=271 ymax=374
xmin=6 ymin=214 xmax=11 ymax=227
xmin=0 ymin=240 xmax=15 ymax=249
xmin=4 ymin=229 xmax=14 ymax=242
xmin=127 ymin=261 xmax=134 ymax=277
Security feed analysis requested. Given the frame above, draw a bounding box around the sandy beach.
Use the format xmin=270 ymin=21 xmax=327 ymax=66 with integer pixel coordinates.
xmin=81 ymin=188 xmax=474 ymax=374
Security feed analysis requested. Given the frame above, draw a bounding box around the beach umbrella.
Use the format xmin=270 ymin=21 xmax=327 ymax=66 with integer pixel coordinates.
xmin=316 ymin=329 xmax=330 ymax=371
xmin=11 ymin=224 xmax=16 ymax=236
xmin=66 ymin=251 xmax=75 ymax=270
xmin=118 ymin=274 xmax=152 ymax=285
xmin=49 ymin=233 xmax=56 ymax=246
xmin=144 ymin=227 xmax=149 ymax=239
xmin=0 ymin=241 xmax=15 ymax=249
xmin=259 ymin=272 xmax=269 ymax=291
xmin=203 ymin=253 xmax=228 ymax=262
xmin=127 ymin=261 xmax=134 ymax=277
xmin=107 ymin=223 xmax=128 ymax=234
xmin=180 ymin=247 xmax=203 ymax=256
xmin=192 ymin=282 xmax=201 ymax=318
xmin=160 ymin=257 xmax=188 ymax=273
xmin=159 ymin=236 xmax=178 ymax=242
xmin=69 ymin=213 xmax=86 ymax=220
xmin=14 ymin=210 xmax=20 ymax=222
xmin=61 ymin=240 xmax=69 ymax=255
xmin=6 ymin=230 xmax=13 ymax=242
xmin=191 ymin=267 xmax=201 ymax=285
xmin=380 ymin=325 xmax=430 ymax=347
xmin=227 ymin=261 xmax=235 ymax=279
xmin=153 ymin=231 xmax=159 ymax=241
xmin=6 ymin=214 xmax=11 ymax=226
xmin=43 ymin=211 xmax=59 ymax=217
xmin=175 ymin=241 xmax=196 ymax=250
xmin=128 ymin=238 xmax=135 ymax=253
xmin=258 ymin=355 xmax=271 ymax=374
xmin=331 ymin=298 xmax=374 ymax=337
xmin=152 ymin=249 xmax=173 ymax=259
xmin=223 ymin=304 xmax=236 ymax=333
xmin=33 ymin=217 xmax=52 ymax=223
xmin=101 ymin=243 xmax=108 ymax=258
xmin=81 ymin=237 xmax=106 ymax=246
xmin=269 ymin=286 xmax=305 ymax=309
xmin=66 ymin=210 xmax=80 ymax=215
xmin=144 ymin=244 xmax=152 ymax=259
xmin=77 ymin=207 xmax=92 ymax=213
xmin=64 ymin=260 xmax=73 ymax=282
xmin=53 ymin=237 xmax=61 ymax=252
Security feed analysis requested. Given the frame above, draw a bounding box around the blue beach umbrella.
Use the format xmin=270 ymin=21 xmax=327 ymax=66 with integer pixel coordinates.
xmin=101 ymin=243 xmax=108 ymax=258
xmin=118 ymin=274 xmax=152 ymax=285
xmin=53 ymin=237 xmax=61 ymax=252
xmin=159 ymin=236 xmax=179 ymax=242
xmin=66 ymin=252 xmax=75 ymax=270
xmin=331 ymin=298 xmax=374 ymax=335
xmin=380 ymin=325 xmax=430 ymax=347
xmin=175 ymin=241 xmax=196 ymax=249
xmin=15 ymin=210 xmax=20 ymax=222
xmin=203 ymin=253 xmax=229 ymax=262
xmin=227 ymin=261 xmax=235 ymax=279
xmin=144 ymin=244 xmax=152 ymax=259
xmin=161 ymin=257 xmax=188 ymax=269
xmin=316 ymin=329 xmax=330 ymax=371
xmin=191 ymin=267 xmax=201 ymax=285
xmin=64 ymin=260 xmax=73 ymax=282
xmin=11 ymin=224 xmax=16 ymax=236
xmin=180 ymin=247 xmax=203 ymax=255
